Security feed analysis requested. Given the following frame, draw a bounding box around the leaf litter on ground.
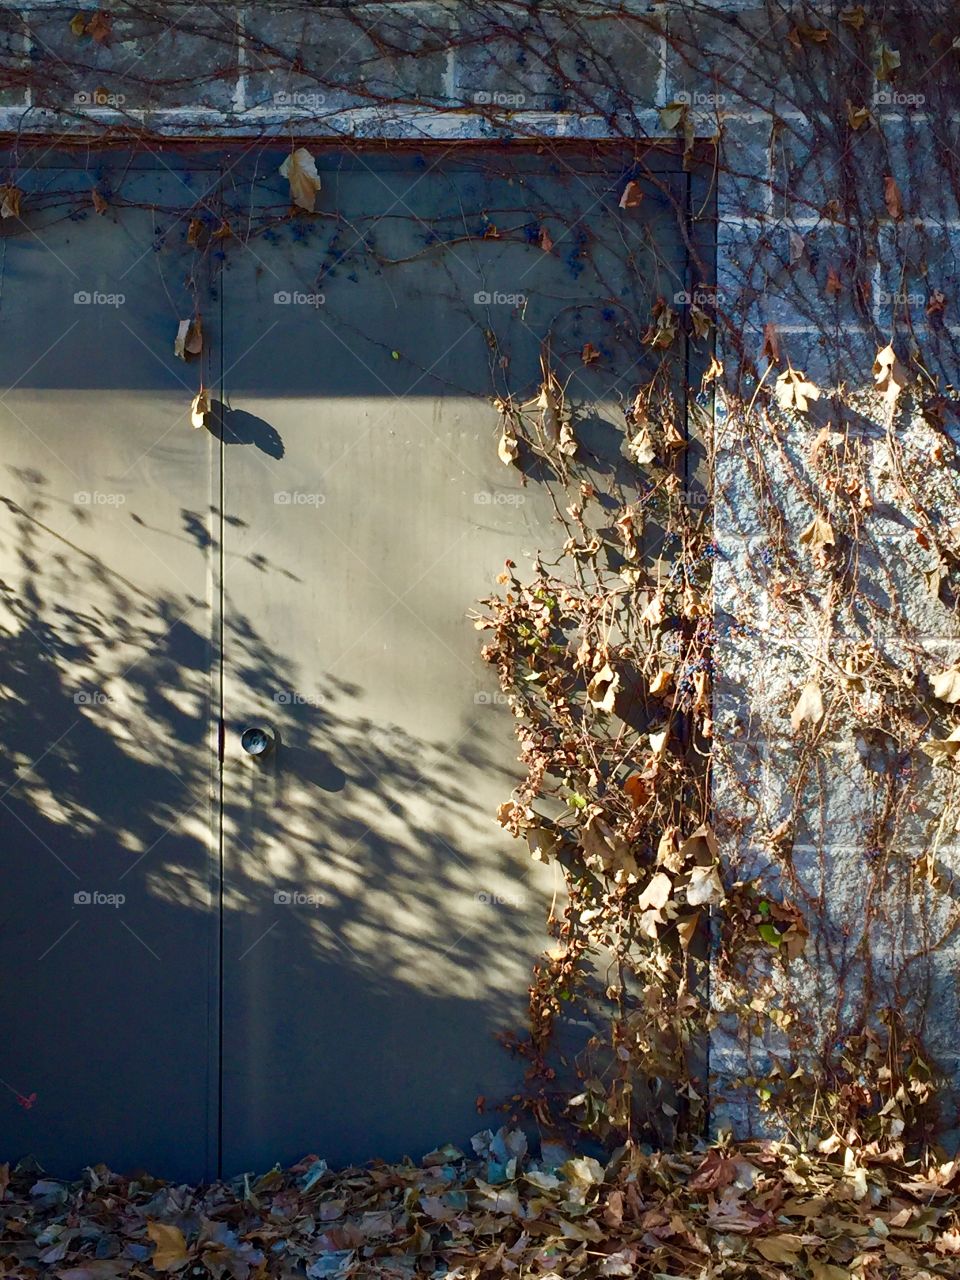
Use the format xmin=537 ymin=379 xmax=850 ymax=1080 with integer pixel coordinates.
xmin=4 ymin=1132 xmax=960 ymax=1278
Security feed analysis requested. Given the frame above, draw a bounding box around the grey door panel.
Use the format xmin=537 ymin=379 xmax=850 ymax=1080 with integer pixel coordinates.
xmin=0 ymin=145 xmax=701 ymax=1179
xmin=218 ymin=146 xmax=691 ymax=1173
xmin=0 ymin=159 xmax=221 ymax=1180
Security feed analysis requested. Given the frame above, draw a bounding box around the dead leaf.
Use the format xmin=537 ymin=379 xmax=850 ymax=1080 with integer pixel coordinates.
xmin=174 ymin=317 xmax=202 ymax=360
xmin=774 ymin=366 xmax=822 ymax=413
xmin=498 ymin=427 xmax=519 ymax=466
xmin=658 ymin=101 xmax=688 ymax=131
xmin=618 ymin=180 xmax=643 ymax=209
xmin=147 ymin=1221 xmax=190 ymax=1271
xmin=790 ymin=680 xmax=824 ymax=731
xmin=761 ymin=322 xmax=781 ymax=365
xmin=539 ymin=226 xmax=553 ymax=252
xmin=280 ymin=148 xmax=322 ymax=212
xmin=637 ymin=871 xmax=672 ymax=912
xmin=877 ymin=44 xmax=901 ymax=82
xmin=884 ymin=175 xmax=904 ymax=220
xmin=922 ymin=727 xmax=960 ymax=762
xmin=846 ymin=100 xmax=871 ymax=130
xmin=86 ymin=10 xmax=111 ymax=43
xmin=933 ymin=668 xmax=960 ymax=703
xmin=587 ymin=663 xmax=619 ymax=714
xmin=872 ymin=342 xmax=908 ymax=408
xmin=686 ymin=864 xmax=725 ymax=907
xmin=581 ymin=342 xmax=600 ymax=365
xmin=799 ymin=514 xmax=835 ymax=559
xmin=190 ymin=388 xmax=210 ymax=430
xmin=91 ymin=187 xmax=108 ymax=214
xmin=0 ymin=185 xmax=22 ymax=219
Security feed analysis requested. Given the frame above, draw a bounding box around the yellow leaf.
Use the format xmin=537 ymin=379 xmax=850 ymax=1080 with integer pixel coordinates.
xmin=280 ymin=147 xmax=322 ymax=212
xmin=659 ymin=101 xmax=688 ymax=131
xmin=147 ymin=1221 xmax=190 ymax=1271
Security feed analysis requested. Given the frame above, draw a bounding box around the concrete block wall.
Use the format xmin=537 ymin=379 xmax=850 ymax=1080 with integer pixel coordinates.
xmin=2 ymin=0 xmax=959 ymax=1136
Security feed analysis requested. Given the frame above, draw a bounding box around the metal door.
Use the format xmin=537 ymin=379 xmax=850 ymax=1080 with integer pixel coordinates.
xmin=0 ymin=145 xmax=698 ymax=1179
xmin=0 ymin=154 xmax=221 ymax=1180
xmin=217 ymin=145 xmax=694 ymax=1174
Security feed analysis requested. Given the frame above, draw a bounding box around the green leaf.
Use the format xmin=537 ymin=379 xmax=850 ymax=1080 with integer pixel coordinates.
xmin=758 ymin=923 xmax=782 ymax=947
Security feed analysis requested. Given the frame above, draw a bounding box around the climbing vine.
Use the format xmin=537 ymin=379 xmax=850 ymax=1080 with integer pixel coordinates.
xmin=3 ymin=0 xmax=960 ymax=1165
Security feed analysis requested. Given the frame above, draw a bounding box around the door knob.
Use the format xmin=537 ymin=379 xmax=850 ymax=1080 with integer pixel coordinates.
xmin=240 ymin=726 xmax=274 ymax=757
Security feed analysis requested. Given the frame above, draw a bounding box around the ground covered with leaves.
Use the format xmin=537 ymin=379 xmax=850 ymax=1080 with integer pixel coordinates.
xmin=6 ymin=1131 xmax=960 ymax=1279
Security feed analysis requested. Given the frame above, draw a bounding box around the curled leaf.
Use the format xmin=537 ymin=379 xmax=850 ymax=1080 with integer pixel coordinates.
xmin=932 ymin=668 xmax=960 ymax=704
xmin=790 ymin=679 xmax=824 ymax=731
xmin=190 ymin=388 xmax=210 ymax=430
xmin=618 ymin=180 xmax=643 ymax=209
xmin=774 ymin=366 xmax=822 ymax=413
xmin=587 ymin=663 xmax=619 ymax=714
xmin=280 ymin=148 xmax=322 ymax=212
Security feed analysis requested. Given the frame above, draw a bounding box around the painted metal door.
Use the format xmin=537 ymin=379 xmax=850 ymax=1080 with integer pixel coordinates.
xmin=216 ymin=145 xmax=694 ymax=1174
xmin=0 ymin=145 xmax=698 ymax=1179
xmin=0 ymin=153 xmax=221 ymax=1180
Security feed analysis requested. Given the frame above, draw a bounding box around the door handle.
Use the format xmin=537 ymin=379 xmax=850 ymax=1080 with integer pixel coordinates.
xmin=240 ymin=725 xmax=274 ymax=757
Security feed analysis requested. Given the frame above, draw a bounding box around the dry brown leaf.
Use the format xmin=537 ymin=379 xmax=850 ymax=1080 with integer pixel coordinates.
xmin=761 ymin=322 xmax=781 ymax=365
xmin=280 ymin=148 xmax=322 ymax=212
xmin=91 ymin=187 xmax=108 ymax=215
xmin=0 ymin=185 xmax=22 ymax=219
xmin=147 ymin=1222 xmax=190 ymax=1271
xmin=790 ymin=680 xmax=824 ymax=731
xmin=581 ymin=342 xmax=600 ymax=365
xmin=933 ymin=668 xmax=960 ymax=703
xmin=174 ymin=316 xmax=202 ymax=360
xmin=799 ymin=514 xmax=835 ymax=555
xmin=497 ymin=427 xmax=519 ymax=466
xmin=686 ymin=864 xmax=725 ymax=907
xmin=883 ymin=175 xmax=904 ymax=220
xmin=774 ymin=365 xmax=822 ymax=413
xmin=618 ymin=180 xmax=643 ymax=209
xmin=587 ymin=663 xmax=619 ymax=713
xmin=846 ymin=100 xmax=871 ymax=130
xmin=539 ymin=225 xmax=554 ymax=252
xmin=872 ymin=342 xmax=908 ymax=408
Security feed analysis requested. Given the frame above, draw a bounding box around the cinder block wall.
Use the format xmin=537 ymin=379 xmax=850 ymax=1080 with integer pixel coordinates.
xmin=3 ymin=0 xmax=958 ymax=1136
